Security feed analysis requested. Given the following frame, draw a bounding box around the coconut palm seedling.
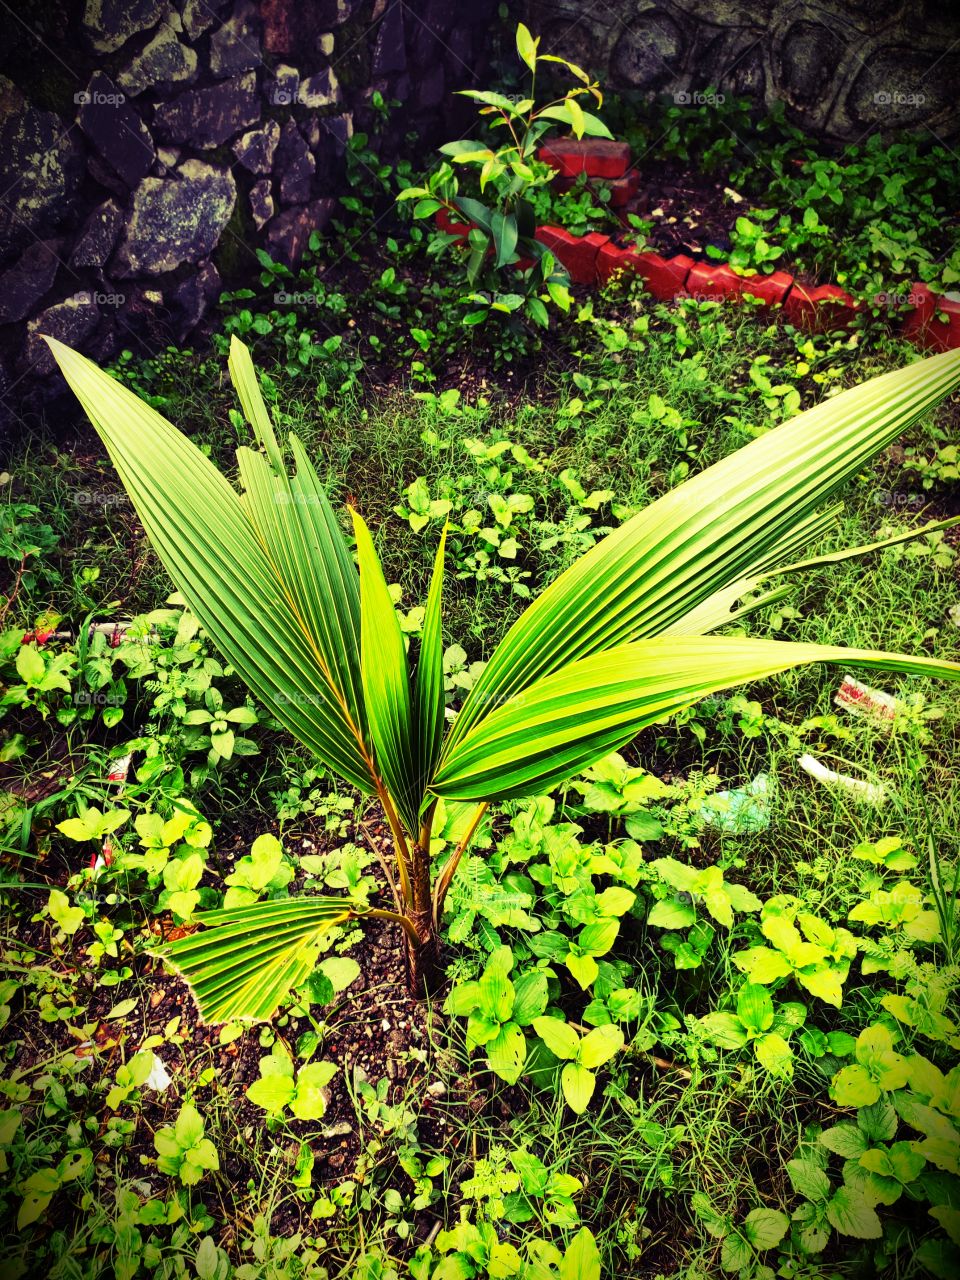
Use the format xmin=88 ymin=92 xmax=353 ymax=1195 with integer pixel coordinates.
xmin=47 ymin=334 xmax=960 ymax=1022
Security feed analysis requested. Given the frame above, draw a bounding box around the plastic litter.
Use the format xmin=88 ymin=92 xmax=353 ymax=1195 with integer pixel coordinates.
xmin=697 ymin=772 xmax=772 ymax=833
xmin=144 ymin=1054 xmax=172 ymax=1091
xmin=797 ymin=752 xmax=886 ymax=806
xmin=834 ymin=675 xmax=898 ymax=729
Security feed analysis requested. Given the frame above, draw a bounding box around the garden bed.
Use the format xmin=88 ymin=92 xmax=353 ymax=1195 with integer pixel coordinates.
xmin=3 ymin=45 xmax=960 ymax=1280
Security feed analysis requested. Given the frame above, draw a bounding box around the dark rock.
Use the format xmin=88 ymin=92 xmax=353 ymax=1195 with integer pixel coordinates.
xmin=82 ymin=0 xmax=166 ymax=53
xmin=264 ymin=64 xmax=299 ymax=108
xmin=85 ymin=316 xmax=121 ymax=365
xmin=70 ymin=201 xmax=124 ymax=270
xmin=328 ymin=0 xmax=360 ymax=21
xmin=0 ymin=78 xmax=82 ymax=252
xmin=846 ymin=47 xmax=958 ymax=128
xmin=373 ymin=2 xmax=407 ymax=76
xmin=112 ymin=159 xmax=237 ymax=276
xmin=262 ymin=0 xmax=352 ymax=52
xmin=0 ymin=241 xmax=61 ymax=324
xmin=777 ymin=21 xmax=846 ymax=108
xmin=116 ymin=285 xmax=177 ymax=348
xmin=0 ymin=358 xmax=16 ymax=440
xmin=298 ymin=68 xmax=342 ymax=108
xmin=117 ymin=18 xmax=199 ymax=96
xmin=261 ymin=0 xmax=296 ymax=53
xmin=77 ymin=72 xmax=155 ymax=188
xmin=724 ymin=39 xmax=766 ymax=98
xmin=85 ymin=154 xmax=131 ymax=202
xmin=249 ymin=179 xmax=274 ymax=230
xmin=23 ymin=294 xmax=101 ymax=376
xmin=611 ymin=13 xmax=685 ymax=90
xmin=411 ymin=14 xmax=443 ymax=68
xmin=445 ymin=25 xmax=475 ymax=69
xmin=300 ymin=112 xmax=350 ymax=181
xmin=154 ymin=73 xmax=259 ymax=148
xmin=180 ymin=0 xmax=229 ymax=40
xmin=275 ymin=120 xmax=315 ymax=207
xmin=416 ymin=64 xmax=446 ymax=110
xmin=266 ymin=198 xmax=336 ymax=267
xmin=422 ymin=0 xmax=456 ymax=34
xmin=154 ymin=147 xmax=182 ymax=176
xmin=299 ymin=115 xmax=322 ymax=151
xmin=232 ymin=120 xmax=281 ymax=173
xmin=210 ymin=0 xmax=261 ymax=78
xmin=320 ymin=114 xmax=353 ymax=157
xmin=170 ymin=260 xmax=221 ymax=334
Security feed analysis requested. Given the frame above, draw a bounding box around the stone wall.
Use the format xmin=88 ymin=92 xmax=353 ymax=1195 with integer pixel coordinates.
xmin=0 ymin=0 xmax=496 ymax=428
xmin=525 ymin=1 xmax=959 ymax=143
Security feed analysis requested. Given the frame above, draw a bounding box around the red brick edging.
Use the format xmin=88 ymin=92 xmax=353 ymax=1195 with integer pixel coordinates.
xmin=434 ymin=139 xmax=960 ymax=351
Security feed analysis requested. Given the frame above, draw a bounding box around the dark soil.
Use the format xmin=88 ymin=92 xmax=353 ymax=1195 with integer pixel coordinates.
xmin=627 ymin=168 xmax=735 ymax=260
xmin=1 ymin=807 xmax=493 ymax=1259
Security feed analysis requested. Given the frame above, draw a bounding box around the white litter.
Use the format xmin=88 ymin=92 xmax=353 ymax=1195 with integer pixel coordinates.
xmin=797 ymin=753 xmax=886 ymax=806
xmin=144 ymin=1054 xmax=172 ymax=1091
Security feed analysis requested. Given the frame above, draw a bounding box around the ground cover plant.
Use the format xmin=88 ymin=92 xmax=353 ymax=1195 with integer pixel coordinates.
xmin=46 ymin=332 xmax=960 ymax=1018
xmin=3 ymin=40 xmax=960 ymax=1280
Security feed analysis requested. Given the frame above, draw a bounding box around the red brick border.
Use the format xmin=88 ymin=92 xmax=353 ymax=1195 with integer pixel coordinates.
xmin=434 ymin=204 xmax=959 ymax=350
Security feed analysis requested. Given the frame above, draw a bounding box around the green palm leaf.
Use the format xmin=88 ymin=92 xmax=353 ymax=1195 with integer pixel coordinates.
xmin=446 ymin=348 xmax=960 ymax=749
xmin=414 ymin=526 xmax=448 ymax=814
xmin=351 ymin=508 xmax=421 ymax=836
xmin=433 ymin=636 xmax=960 ymax=800
xmin=162 ymin=897 xmax=364 ymax=1022
xmin=46 ymin=336 xmax=374 ymax=793
xmin=230 ymin=337 xmax=368 ymax=742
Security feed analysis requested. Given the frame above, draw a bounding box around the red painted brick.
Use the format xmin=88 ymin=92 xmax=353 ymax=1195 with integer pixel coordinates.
xmin=740 ymin=270 xmax=794 ymax=307
xmin=596 ymin=243 xmax=631 ymax=286
xmin=685 ymin=261 xmax=744 ymax=302
xmin=784 ymin=283 xmax=860 ymax=332
xmin=900 ymin=283 xmax=960 ymax=351
xmin=538 ymin=138 xmax=631 ymax=180
xmin=899 ymin=282 xmax=938 ymax=344
xmin=929 ymin=296 xmax=960 ymax=351
xmin=634 ymin=250 xmax=694 ymax=299
xmin=535 ymin=225 xmax=610 ymax=284
xmin=436 ymin=207 xmax=471 ymax=239
xmin=607 ymin=172 xmax=640 ymax=208
xmin=596 ymin=245 xmax=694 ymax=298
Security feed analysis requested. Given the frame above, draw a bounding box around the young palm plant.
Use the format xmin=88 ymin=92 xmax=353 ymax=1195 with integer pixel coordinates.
xmin=47 ymin=335 xmax=960 ymax=1021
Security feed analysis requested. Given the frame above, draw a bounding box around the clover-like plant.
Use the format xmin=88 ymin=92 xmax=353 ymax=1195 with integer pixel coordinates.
xmin=47 ymin=333 xmax=960 ymax=1022
xmin=153 ymin=1103 xmax=218 ymax=1187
